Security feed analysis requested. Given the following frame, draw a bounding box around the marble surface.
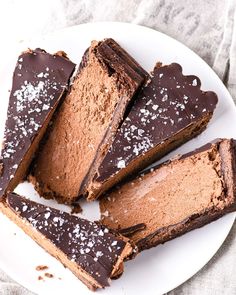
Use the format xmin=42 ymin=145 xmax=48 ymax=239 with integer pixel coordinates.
xmin=0 ymin=0 xmax=236 ymax=294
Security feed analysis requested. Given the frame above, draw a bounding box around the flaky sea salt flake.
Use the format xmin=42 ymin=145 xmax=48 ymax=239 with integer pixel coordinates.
xmin=42 ymin=104 xmax=50 ymax=111
xmin=192 ymin=79 xmax=197 ymax=86
xmin=44 ymin=212 xmax=50 ymax=219
xmin=117 ymin=160 xmax=126 ymax=169
xmin=22 ymin=205 xmax=28 ymax=212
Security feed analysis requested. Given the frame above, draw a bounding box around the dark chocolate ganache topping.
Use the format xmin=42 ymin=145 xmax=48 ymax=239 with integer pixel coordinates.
xmin=0 ymin=49 xmax=75 ymax=196
xmin=7 ymin=193 xmax=127 ymax=287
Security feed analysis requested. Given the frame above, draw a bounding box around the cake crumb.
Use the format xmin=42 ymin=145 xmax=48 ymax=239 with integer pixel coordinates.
xmin=36 ymin=265 xmax=48 ymax=271
xmin=38 ymin=276 xmax=44 ymax=281
xmin=71 ymin=204 xmax=83 ymax=214
xmin=44 ymin=273 xmax=54 ymax=278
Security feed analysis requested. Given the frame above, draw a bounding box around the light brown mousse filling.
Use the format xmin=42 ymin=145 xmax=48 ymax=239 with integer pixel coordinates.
xmin=100 ymin=145 xmax=227 ymax=244
xmin=32 ymin=42 xmax=132 ymax=203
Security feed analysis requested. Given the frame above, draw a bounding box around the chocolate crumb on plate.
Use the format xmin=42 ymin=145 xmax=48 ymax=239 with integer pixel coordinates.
xmin=71 ymin=204 xmax=83 ymax=214
xmin=44 ymin=273 xmax=54 ymax=278
xmin=36 ymin=265 xmax=48 ymax=271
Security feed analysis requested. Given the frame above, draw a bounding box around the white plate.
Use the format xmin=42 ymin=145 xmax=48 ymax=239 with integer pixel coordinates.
xmin=0 ymin=22 xmax=235 ymax=295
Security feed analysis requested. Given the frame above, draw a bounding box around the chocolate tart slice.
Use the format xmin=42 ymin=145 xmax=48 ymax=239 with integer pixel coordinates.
xmin=100 ymin=139 xmax=236 ymax=251
xmin=0 ymin=192 xmax=133 ymax=291
xmin=90 ymin=63 xmax=218 ymax=200
xmin=30 ymin=38 xmax=147 ymax=204
xmin=0 ymin=49 xmax=75 ymax=198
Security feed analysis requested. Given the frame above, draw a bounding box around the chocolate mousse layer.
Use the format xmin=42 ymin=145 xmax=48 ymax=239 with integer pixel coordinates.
xmin=90 ymin=63 xmax=218 ymax=200
xmin=1 ymin=192 xmax=133 ymax=290
xmin=30 ymin=38 xmax=147 ymax=204
xmin=0 ymin=49 xmax=75 ymax=198
xmin=100 ymin=139 xmax=236 ymax=251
